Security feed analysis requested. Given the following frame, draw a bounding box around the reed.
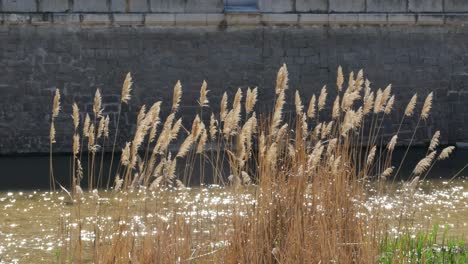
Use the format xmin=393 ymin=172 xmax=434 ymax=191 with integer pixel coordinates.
xmin=50 ymin=64 xmax=460 ymax=263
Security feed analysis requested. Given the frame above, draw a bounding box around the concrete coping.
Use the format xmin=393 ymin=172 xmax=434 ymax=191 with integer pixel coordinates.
xmin=0 ymin=13 xmax=467 ymax=27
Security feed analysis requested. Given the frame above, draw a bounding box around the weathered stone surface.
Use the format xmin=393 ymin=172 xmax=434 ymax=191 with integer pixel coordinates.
xmin=150 ymin=0 xmax=185 ymax=12
xmin=0 ymin=26 xmax=464 ymax=153
xmin=73 ymin=0 xmax=108 ymax=12
xmin=114 ymin=14 xmax=144 ymax=25
xmin=258 ymin=0 xmax=294 ymax=12
xmin=409 ymin=0 xmax=443 ymax=12
xmin=445 ymin=0 xmax=468 ymax=12
xmin=367 ymin=0 xmax=407 ymax=12
xmin=3 ymin=0 xmax=37 ymax=12
xmin=40 ymin=0 xmax=69 ymax=12
xmin=145 ymin=14 xmax=175 ymax=25
xmin=296 ymin=0 xmax=328 ymax=12
xmin=262 ymin=14 xmax=298 ymax=25
xmin=185 ymin=0 xmax=224 ymax=13
xmin=329 ymin=0 xmax=365 ymax=12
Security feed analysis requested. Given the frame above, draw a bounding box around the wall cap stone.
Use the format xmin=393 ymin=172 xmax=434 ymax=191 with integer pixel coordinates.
xmin=2 ymin=12 xmax=468 ymax=27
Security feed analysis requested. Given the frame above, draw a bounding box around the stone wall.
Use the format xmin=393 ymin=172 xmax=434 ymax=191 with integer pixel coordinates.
xmin=1 ymin=0 xmax=468 ymax=154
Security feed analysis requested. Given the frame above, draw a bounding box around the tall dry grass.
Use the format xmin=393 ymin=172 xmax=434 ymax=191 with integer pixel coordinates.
xmin=50 ymin=64 xmax=456 ymax=263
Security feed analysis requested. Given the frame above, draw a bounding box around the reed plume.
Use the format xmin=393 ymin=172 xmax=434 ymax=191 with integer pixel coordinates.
xmin=295 ymin=90 xmax=303 ymax=115
xmin=307 ymin=94 xmax=316 ymax=119
xmin=421 ymin=92 xmax=433 ymax=120
xmin=317 ymin=85 xmax=327 ymax=111
xmin=52 ymin=88 xmax=61 ymax=119
xmin=429 ymin=131 xmax=440 ymax=151
xmin=275 ymin=63 xmax=288 ymax=95
xmin=367 ymin=146 xmax=377 ymax=165
xmin=387 ymin=135 xmax=398 ymax=151
xmin=177 ymin=135 xmax=194 ymax=158
xmin=72 ymin=103 xmax=79 ymax=130
xmin=220 ymin=92 xmax=228 ymax=121
xmin=93 ymin=89 xmax=102 ymax=118
xmin=172 ymin=81 xmax=182 ymax=112
xmin=438 ymin=146 xmax=455 ymax=160
xmin=121 ymin=72 xmax=133 ymax=104
xmin=332 ymin=96 xmax=340 ymax=119
xmin=83 ymin=114 xmax=90 ymax=137
xmin=337 ymin=65 xmax=343 ymax=92
xmin=384 ymin=95 xmax=395 ymax=114
xmin=73 ymin=134 xmax=80 ymax=157
xmin=50 ymin=122 xmax=56 ymax=144
xmin=404 ymin=94 xmax=417 ymax=117
xmin=413 ymin=151 xmax=436 ymax=175
xmin=209 ymin=113 xmax=218 ymax=140
xmin=245 ymin=87 xmax=258 ymax=114
xmin=198 ymin=80 xmax=209 ymax=107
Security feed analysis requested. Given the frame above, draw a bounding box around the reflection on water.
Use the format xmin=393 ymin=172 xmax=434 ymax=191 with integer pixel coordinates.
xmin=0 ymin=179 xmax=466 ymax=263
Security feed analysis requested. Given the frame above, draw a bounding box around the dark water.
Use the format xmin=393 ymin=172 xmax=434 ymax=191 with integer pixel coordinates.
xmin=0 ymin=148 xmax=466 ymax=191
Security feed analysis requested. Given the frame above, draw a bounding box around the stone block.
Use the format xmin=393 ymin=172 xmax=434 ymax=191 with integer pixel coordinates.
xmin=299 ymin=14 xmax=328 ymax=25
xmin=388 ymin=14 xmax=416 ymax=24
xmin=81 ymin=14 xmax=111 ymax=25
xmin=145 ymin=14 xmax=175 ymax=25
xmin=262 ymin=14 xmax=298 ymax=25
xmin=329 ymin=14 xmax=359 ymax=24
xmin=150 ymin=0 xmax=185 ymax=12
xmin=3 ymin=0 xmax=37 ymax=12
xmin=367 ymin=0 xmax=407 ymax=12
xmin=358 ymin=14 xmax=387 ymax=25
xmin=295 ymin=0 xmax=328 ymax=12
xmin=185 ymin=0 xmax=224 ymax=13
xmin=111 ymin=0 xmax=149 ymax=12
xmin=258 ymin=0 xmax=294 ymax=12
xmin=114 ymin=14 xmax=144 ymax=25
xmin=445 ymin=0 xmax=468 ymax=12
xmin=408 ymin=0 xmax=443 ymax=12
xmin=417 ymin=14 xmax=444 ymax=25
xmin=4 ymin=14 xmax=30 ymax=24
xmin=40 ymin=0 xmax=69 ymax=12
xmin=175 ymin=14 xmax=207 ymax=26
xmin=73 ymin=0 xmax=108 ymax=12
xmin=225 ymin=13 xmax=261 ymax=25
xmin=53 ymin=14 xmax=81 ymax=24
xmin=329 ymin=0 xmax=365 ymax=12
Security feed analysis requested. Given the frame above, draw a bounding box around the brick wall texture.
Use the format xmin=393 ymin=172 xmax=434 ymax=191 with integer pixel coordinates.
xmin=0 ymin=25 xmax=467 ymax=153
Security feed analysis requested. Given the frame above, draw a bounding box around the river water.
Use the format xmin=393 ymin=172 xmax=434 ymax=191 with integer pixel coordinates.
xmin=0 ymin=179 xmax=466 ymax=263
xmin=0 ymin=149 xmax=467 ymax=263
